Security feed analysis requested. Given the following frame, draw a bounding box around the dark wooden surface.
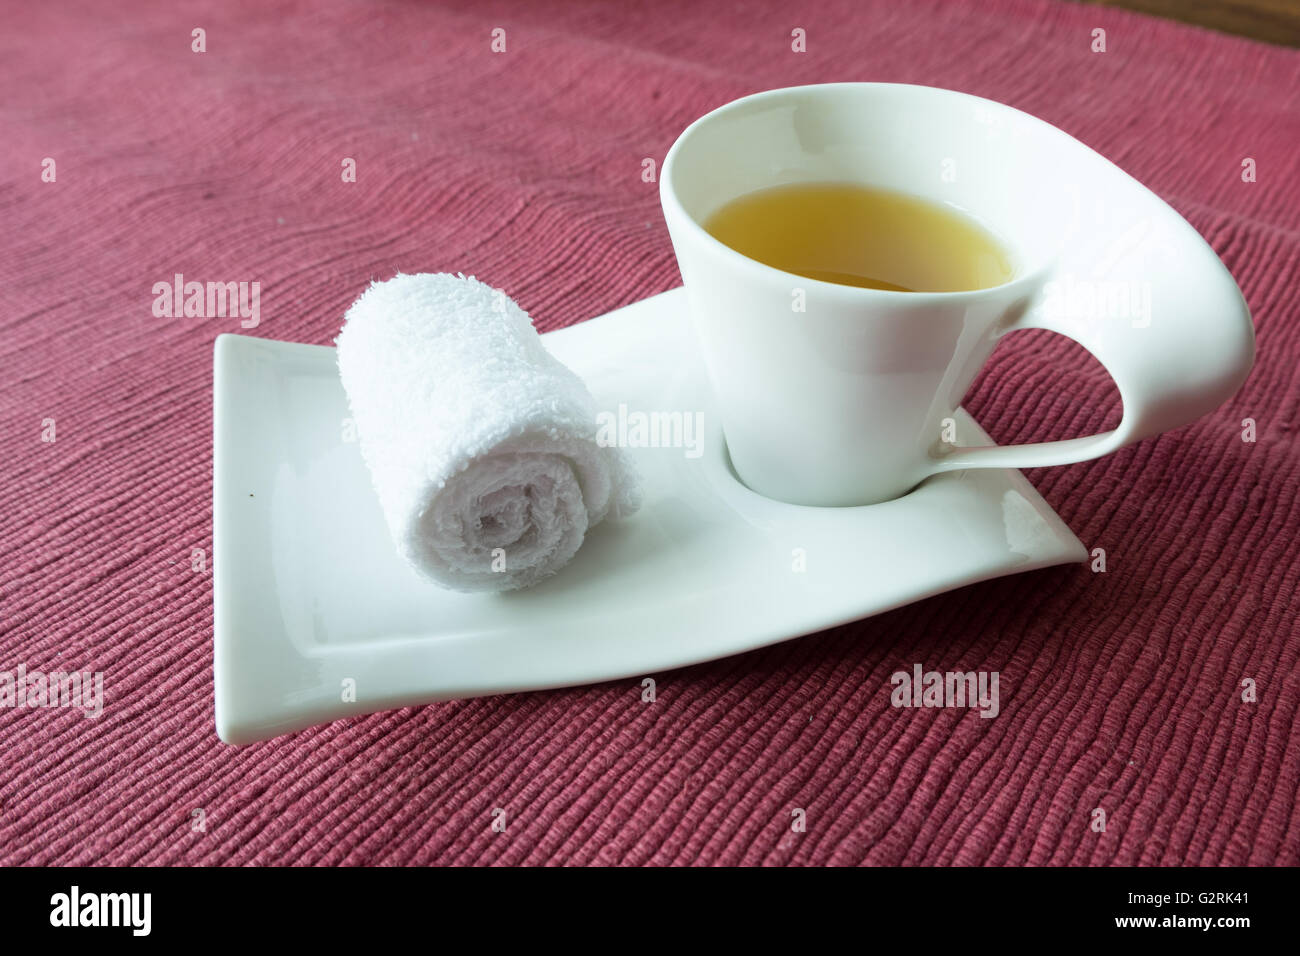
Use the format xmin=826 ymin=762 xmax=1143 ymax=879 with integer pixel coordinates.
xmin=1075 ymin=0 xmax=1299 ymax=46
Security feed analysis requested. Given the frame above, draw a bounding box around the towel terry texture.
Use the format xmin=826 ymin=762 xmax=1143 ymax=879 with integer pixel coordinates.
xmin=335 ymin=272 xmax=640 ymax=592
xmin=0 ymin=0 xmax=1297 ymax=865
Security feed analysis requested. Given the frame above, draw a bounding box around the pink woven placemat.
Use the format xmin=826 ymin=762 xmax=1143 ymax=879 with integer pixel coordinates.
xmin=1 ymin=0 xmax=1296 ymax=865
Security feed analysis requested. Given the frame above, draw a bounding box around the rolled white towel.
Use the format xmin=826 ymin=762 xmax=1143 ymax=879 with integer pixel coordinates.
xmin=336 ymin=273 xmax=640 ymax=592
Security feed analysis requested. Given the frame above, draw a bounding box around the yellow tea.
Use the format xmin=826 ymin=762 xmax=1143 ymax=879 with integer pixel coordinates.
xmin=702 ymin=182 xmax=1014 ymax=293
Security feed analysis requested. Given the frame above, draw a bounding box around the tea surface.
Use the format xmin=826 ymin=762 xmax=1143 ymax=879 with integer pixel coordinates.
xmin=703 ymin=182 xmax=1014 ymax=293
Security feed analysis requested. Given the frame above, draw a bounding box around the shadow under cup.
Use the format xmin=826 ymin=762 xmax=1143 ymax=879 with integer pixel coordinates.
xmin=660 ymin=84 xmax=1072 ymax=507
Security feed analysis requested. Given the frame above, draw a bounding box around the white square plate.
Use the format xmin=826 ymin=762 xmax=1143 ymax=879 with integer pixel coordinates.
xmin=213 ymin=288 xmax=1085 ymax=744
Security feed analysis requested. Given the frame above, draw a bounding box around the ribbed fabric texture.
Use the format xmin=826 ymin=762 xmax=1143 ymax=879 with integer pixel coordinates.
xmin=1 ymin=0 xmax=1296 ymax=865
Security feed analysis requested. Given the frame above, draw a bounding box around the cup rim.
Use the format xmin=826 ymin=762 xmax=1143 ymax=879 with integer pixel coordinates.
xmin=659 ymin=82 xmax=1061 ymax=302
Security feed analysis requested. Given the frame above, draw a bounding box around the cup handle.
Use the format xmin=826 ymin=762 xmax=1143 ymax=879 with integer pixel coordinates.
xmin=927 ymin=219 xmax=1254 ymax=476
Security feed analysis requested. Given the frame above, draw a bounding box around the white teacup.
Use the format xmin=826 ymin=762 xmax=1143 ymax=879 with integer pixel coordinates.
xmin=660 ymin=83 xmax=1255 ymax=506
